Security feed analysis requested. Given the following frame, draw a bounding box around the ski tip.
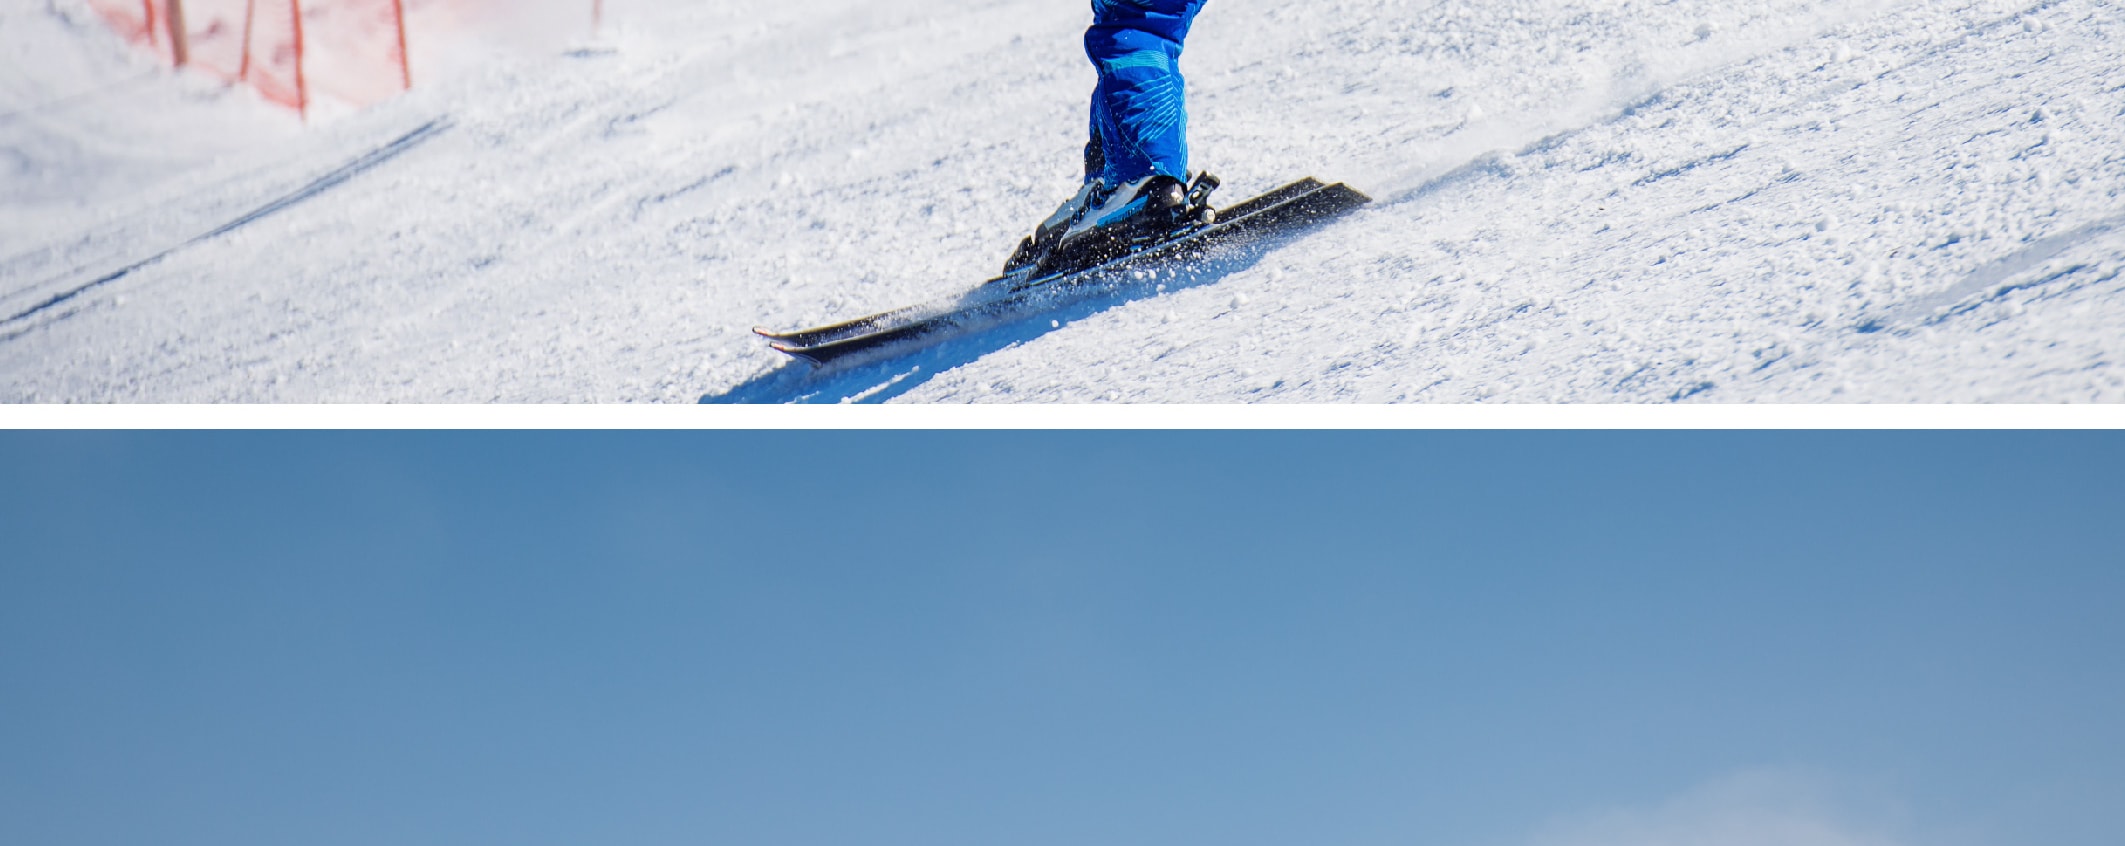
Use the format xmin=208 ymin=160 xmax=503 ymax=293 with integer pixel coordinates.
xmin=767 ymin=342 xmax=826 ymax=366
xmin=752 ymin=326 xmax=778 ymax=338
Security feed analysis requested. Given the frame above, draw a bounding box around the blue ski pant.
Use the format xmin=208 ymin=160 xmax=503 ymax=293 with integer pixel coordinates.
xmin=1083 ymin=0 xmax=1207 ymax=185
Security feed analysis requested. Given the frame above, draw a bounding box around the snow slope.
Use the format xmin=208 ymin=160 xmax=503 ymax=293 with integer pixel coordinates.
xmin=1 ymin=0 xmax=2120 ymax=402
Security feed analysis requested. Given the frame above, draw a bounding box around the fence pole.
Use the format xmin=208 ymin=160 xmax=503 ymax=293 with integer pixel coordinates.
xmin=290 ymin=0 xmax=307 ymax=122
xmin=142 ymin=0 xmax=157 ymax=47
xmin=393 ymin=0 xmax=411 ymax=89
xmin=238 ymin=0 xmax=256 ymax=81
xmin=164 ymin=0 xmax=190 ymax=67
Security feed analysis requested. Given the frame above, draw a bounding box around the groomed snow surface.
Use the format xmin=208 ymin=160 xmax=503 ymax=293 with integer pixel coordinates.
xmin=2 ymin=0 xmax=2121 ymax=402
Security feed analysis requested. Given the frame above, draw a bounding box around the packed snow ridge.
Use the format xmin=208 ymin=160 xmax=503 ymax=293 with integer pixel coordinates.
xmin=2 ymin=0 xmax=2120 ymax=402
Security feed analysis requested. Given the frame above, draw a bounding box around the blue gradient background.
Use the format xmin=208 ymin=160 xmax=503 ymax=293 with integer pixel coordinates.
xmin=2 ymin=432 xmax=2120 ymax=846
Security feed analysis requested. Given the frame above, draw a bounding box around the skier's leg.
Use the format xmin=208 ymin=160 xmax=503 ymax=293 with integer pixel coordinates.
xmin=1003 ymin=98 xmax=1112 ymax=274
xmin=1007 ymin=0 xmax=1205 ymax=273
xmin=1085 ymin=0 xmax=1205 ymax=185
xmin=1083 ymin=99 xmax=1106 ymax=182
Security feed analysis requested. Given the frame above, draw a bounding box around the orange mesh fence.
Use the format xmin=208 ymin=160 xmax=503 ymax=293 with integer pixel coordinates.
xmin=246 ymin=0 xmax=307 ymax=111
xmin=84 ymin=0 xmax=423 ymax=117
xmin=82 ymin=1 xmax=161 ymax=50
xmin=301 ymin=0 xmax=413 ymax=108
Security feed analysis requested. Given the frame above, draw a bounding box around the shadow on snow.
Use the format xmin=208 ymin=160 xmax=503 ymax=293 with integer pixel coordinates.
xmin=700 ymin=235 xmax=1289 ymax=404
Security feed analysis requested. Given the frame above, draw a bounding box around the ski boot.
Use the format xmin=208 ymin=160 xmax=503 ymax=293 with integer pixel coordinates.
xmin=1005 ymin=172 xmax=1221 ymax=279
xmin=1004 ymin=177 xmax=1111 ymax=276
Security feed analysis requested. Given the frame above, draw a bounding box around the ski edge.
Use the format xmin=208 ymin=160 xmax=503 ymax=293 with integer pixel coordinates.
xmin=761 ymin=178 xmax=1370 ymax=366
xmin=753 ymin=177 xmax=1340 ymax=349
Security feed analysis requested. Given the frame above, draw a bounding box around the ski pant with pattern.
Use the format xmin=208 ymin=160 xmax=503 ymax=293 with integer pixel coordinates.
xmin=1083 ymin=0 xmax=1207 ymax=185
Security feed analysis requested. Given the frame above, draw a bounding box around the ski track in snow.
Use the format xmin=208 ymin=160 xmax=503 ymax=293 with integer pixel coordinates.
xmin=1 ymin=0 xmax=2120 ymax=402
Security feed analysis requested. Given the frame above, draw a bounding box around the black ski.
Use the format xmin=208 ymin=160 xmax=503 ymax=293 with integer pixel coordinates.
xmin=754 ymin=177 xmax=1369 ymax=366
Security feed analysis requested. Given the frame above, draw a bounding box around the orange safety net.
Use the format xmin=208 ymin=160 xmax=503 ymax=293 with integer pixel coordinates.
xmin=84 ymin=0 xmax=412 ymax=115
